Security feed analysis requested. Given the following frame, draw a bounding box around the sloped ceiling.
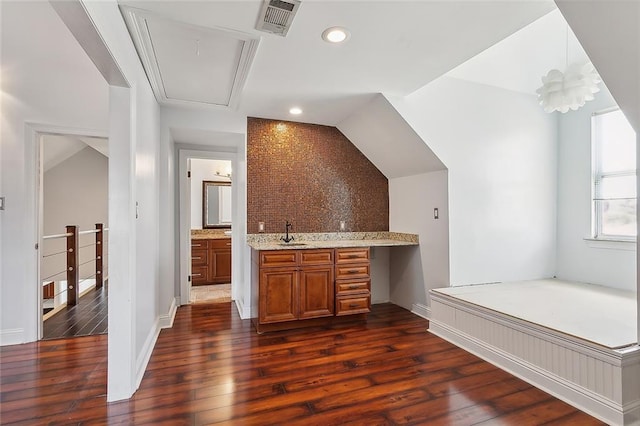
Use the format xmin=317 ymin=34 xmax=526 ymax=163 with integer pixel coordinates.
xmin=337 ymin=94 xmax=446 ymax=179
xmin=555 ymin=1 xmax=640 ymax=133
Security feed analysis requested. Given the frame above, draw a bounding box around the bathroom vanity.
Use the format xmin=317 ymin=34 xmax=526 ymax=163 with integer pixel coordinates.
xmin=191 ymin=231 xmax=231 ymax=285
xmin=248 ymin=232 xmax=418 ymax=333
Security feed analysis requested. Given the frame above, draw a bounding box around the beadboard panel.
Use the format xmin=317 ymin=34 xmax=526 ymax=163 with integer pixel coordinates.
xmin=429 ymin=291 xmax=640 ymax=426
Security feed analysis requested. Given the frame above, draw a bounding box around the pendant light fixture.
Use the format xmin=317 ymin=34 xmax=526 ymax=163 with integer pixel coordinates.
xmin=536 ymin=25 xmax=601 ymax=113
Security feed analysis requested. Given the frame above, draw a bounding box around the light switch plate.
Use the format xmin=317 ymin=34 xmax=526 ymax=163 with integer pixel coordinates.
xmin=434 ymin=208 xmax=439 ymax=219
xmin=0 ymin=197 xmax=4 ymax=211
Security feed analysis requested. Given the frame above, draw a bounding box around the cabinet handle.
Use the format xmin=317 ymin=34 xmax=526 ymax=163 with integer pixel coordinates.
xmin=193 ymin=257 xmax=202 ymax=260
xmin=348 ymin=269 xmax=359 ymax=274
xmin=349 ymin=285 xmax=359 ymax=289
xmin=226 ymin=243 xmax=231 ymax=246
xmin=192 ymin=273 xmax=202 ymax=277
xmin=349 ymin=303 xmax=360 ymax=308
xmin=348 ymin=255 xmax=359 ymax=258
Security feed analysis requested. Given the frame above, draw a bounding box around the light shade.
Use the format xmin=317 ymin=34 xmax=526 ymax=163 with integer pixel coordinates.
xmin=536 ymin=62 xmax=601 ymax=113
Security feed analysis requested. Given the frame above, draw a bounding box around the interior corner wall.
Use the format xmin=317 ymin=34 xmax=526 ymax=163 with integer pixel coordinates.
xmin=389 ymin=170 xmax=449 ymax=310
xmin=389 ymin=77 xmax=557 ymax=288
xmin=556 ymin=86 xmax=636 ymax=291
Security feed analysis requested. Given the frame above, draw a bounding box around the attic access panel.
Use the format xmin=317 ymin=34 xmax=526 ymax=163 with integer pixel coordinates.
xmin=120 ymin=7 xmax=259 ymax=109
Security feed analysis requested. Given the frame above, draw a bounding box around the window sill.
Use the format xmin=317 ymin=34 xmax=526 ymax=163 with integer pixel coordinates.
xmin=583 ymin=237 xmax=637 ymax=251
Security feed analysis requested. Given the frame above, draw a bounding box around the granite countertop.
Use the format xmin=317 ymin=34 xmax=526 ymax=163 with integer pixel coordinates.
xmin=247 ymin=232 xmax=418 ymax=251
xmin=191 ymin=229 xmax=232 ymax=240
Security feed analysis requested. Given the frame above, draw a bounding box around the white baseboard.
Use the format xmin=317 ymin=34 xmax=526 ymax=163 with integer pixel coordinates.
xmin=411 ymin=303 xmax=430 ymax=319
xmin=135 ymin=319 xmax=160 ymax=391
xmin=0 ymin=328 xmax=24 ymax=346
xmin=135 ymin=298 xmax=180 ymax=388
xmin=158 ymin=298 xmax=177 ymax=329
xmin=235 ymin=299 xmax=251 ymax=319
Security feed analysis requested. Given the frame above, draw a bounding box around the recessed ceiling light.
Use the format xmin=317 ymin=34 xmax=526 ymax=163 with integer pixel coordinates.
xmin=322 ymin=27 xmax=350 ymax=44
xmin=289 ymin=107 xmax=303 ymax=115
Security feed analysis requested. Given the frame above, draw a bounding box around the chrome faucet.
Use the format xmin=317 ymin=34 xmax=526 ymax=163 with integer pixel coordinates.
xmin=280 ymin=220 xmax=294 ymax=243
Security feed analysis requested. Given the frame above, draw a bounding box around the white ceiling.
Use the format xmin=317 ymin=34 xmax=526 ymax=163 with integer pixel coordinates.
xmin=43 ymin=135 xmax=108 ymax=172
xmin=118 ymin=0 xmax=556 ymax=125
xmin=447 ymin=8 xmax=590 ymax=95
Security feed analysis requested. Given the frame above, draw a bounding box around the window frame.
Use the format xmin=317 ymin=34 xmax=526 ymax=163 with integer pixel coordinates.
xmin=591 ymin=107 xmax=637 ymax=242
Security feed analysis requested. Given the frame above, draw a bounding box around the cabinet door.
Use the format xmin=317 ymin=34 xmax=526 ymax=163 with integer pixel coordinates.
xmin=299 ymin=266 xmax=334 ymax=319
xmin=211 ymin=249 xmax=232 ymax=284
xmin=259 ymin=268 xmax=298 ymax=323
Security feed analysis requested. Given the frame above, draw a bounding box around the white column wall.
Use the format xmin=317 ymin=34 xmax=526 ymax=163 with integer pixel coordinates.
xmin=81 ymin=0 xmax=162 ymax=400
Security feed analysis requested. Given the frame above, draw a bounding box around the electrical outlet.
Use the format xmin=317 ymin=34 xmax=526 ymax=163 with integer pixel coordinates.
xmin=434 ymin=208 xmax=439 ymax=219
xmin=339 ymin=220 xmax=346 ymax=231
xmin=258 ymin=222 xmax=265 ymax=232
xmin=0 ymin=197 xmax=4 ymax=211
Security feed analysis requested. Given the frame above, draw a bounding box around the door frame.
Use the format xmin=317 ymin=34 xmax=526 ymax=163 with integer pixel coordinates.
xmin=27 ymin=123 xmax=109 ymax=340
xmin=178 ymin=149 xmax=239 ymax=307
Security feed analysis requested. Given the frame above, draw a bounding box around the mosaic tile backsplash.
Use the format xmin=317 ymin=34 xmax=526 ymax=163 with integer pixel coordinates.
xmin=247 ymin=117 xmax=389 ymax=234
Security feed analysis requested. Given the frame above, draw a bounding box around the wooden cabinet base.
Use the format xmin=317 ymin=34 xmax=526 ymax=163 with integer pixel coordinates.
xmin=252 ymin=313 xmax=367 ymax=334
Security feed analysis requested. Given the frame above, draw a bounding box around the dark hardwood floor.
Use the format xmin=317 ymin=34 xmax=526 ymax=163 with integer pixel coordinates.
xmin=42 ymin=283 xmax=108 ymax=340
xmin=1 ymin=303 xmax=603 ymax=425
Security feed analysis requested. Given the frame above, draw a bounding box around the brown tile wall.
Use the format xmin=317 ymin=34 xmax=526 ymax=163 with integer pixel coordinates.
xmin=247 ymin=117 xmax=389 ymax=234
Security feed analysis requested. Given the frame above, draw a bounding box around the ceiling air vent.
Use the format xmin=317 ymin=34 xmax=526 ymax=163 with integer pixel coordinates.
xmin=255 ymin=0 xmax=301 ymax=37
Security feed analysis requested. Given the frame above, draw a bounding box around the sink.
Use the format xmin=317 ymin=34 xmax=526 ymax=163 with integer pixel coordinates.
xmin=278 ymin=242 xmax=307 ymax=246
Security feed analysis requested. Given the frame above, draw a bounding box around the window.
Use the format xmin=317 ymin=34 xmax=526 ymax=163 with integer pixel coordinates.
xmin=592 ymin=109 xmax=637 ymax=240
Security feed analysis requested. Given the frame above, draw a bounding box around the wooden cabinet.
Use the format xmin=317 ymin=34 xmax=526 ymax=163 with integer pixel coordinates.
xmin=258 ymin=249 xmax=334 ymax=324
xmin=335 ymin=248 xmax=371 ymax=316
xmin=191 ymin=238 xmax=231 ymax=286
xmin=253 ymin=246 xmax=371 ymax=332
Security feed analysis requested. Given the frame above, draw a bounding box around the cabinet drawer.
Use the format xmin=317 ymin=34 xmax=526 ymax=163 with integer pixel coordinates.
xmin=300 ymin=249 xmax=333 ymax=266
xmin=260 ymin=250 xmax=298 ymax=267
xmin=192 ymin=266 xmax=208 ymax=284
xmin=335 ymin=248 xmax=370 ymax=264
xmin=191 ymin=240 xmax=209 ymax=249
xmin=336 ymin=295 xmax=370 ymax=316
xmin=336 ymin=279 xmax=370 ymax=295
xmin=191 ymin=248 xmax=208 ymax=266
xmin=210 ymin=238 xmax=231 ymax=249
xmin=335 ymin=264 xmax=370 ymax=279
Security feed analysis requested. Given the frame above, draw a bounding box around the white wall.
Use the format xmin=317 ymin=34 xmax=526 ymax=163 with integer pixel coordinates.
xmin=389 ymin=77 xmax=558 ymax=287
xmin=42 ymin=146 xmax=108 ymax=283
xmin=389 ymin=170 xmax=449 ymax=310
xmin=161 ymin=106 xmax=248 ymax=316
xmin=81 ymin=0 xmax=162 ymax=400
xmin=0 ymin=1 xmax=109 ymax=345
xmin=189 ymin=158 xmax=231 ymax=230
xmin=556 ymin=86 xmax=636 ymax=291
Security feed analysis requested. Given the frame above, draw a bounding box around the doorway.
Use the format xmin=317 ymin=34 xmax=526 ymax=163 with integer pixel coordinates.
xmin=188 ymin=158 xmax=232 ymax=304
xmin=38 ymin=132 xmax=109 ymax=339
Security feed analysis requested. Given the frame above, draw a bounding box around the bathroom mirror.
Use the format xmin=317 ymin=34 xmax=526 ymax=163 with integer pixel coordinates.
xmin=203 ymin=181 xmax=232 ymax=229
